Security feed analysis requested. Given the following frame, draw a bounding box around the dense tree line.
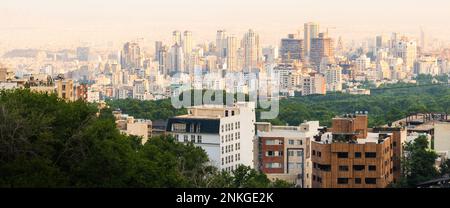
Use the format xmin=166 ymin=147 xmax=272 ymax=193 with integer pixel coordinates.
xmin=261 ymin=84 xmax=450 ymax=127
xmin=0 ymin=89 xmax=292 ymax=188
xmin=109 ymin=85 xmax=450 ymax=128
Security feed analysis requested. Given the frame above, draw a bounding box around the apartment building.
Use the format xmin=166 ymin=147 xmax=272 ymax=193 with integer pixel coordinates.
xmin=113 ymin=110 xmax=152 ymax=144
xmin=166 ymin=102 xmax=256 ymax=171
xmin=255 ymin=121 xmax=321 ymax=188
xmin=311 ymin=113 xmax=405 ymax=188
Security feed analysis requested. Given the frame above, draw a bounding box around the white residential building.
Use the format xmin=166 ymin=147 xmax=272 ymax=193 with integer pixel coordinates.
xmin=166 ymin=102 xmax=256 ymax=171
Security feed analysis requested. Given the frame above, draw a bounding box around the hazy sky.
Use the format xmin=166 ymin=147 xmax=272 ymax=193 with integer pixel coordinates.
xmin=1 ymin=0 xmax=449 ymax=49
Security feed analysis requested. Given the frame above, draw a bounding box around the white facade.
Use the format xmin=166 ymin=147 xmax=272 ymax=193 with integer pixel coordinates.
xmin=325 ymin=65 xmax=342 ymax=92
xmin=168 ymin=102 xmax=256 ymax=171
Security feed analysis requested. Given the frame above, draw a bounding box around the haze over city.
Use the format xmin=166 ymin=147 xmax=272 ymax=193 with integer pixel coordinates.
xmin=1 ymin=0 xmax=450 ymax=49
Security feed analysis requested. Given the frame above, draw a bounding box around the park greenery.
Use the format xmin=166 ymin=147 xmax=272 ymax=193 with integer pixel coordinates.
xmin=108 ymin=84 xmax=450 ymax=128
xmin=0 ymin=89 xmax=293 ymax=188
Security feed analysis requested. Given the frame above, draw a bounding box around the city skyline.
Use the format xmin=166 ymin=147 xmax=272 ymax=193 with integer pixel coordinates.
xmin=1 ymin=0 xmax=450 ymax=49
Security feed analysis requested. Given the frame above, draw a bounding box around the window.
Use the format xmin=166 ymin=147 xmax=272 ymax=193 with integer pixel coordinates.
xmin=312 ymin=150 xmax=316 ymax=156
xmin=173 ymin=123 xmax=186 ymax=132
xmin=183 ymin=135 xmax=188 ymax=143
xmin=365 ymin=178 xmax=377 ymax=184
xmin=353 ymin=165 xmax=365 ymax=171
xmin=289 ymin=140 xmax=294 ymax=145
xmin=339 ymin=166 xmax=349 ymax=171
xmin=190 ymin=135 xmax=195 ymax=142
xmin=337 ymin=178 xmax=349 ymax=184
xmin=225 ymin=111 xmax=229 ymax=117
xmin=355 ymin=178 xmax=362 ymax=184
xmin=175 ymin=134 xmax=179 ymax=140
xmin=288 ymin=163 xmax=295 ymax=169
xmin=393 ymin=141 xmax=397 ymax=147
xmin=337 ymin=152 xmax=348 ymax=158
xmin=298 ymin=140 xmax=303 ymax=145
xmin=365 ymin=152 xmax=377 ymax=158
xmin=355 ymin=152 xmax=362 ymax=158
xmin=318 ymin=152 xmax=322 ymax=157
xmin=221 ymin=147 xmax=224 ymax=154
xmin=318 ymin=164 xmax=331 ymax=172
xmin=288 ymin=151 xmax=294 ymax=157
xmin=266 ymin=151 xmax=274 ymax=157
xmin=313 ymin=175 xmax=316 ymax=181
xmin=369 ymin=165 xmax=377 ymax=171
xmin=197 ymin=135 xmax=202 ymax=143
xmin=297 ymin=151 xmax=303 ymax=157
xmin=265 ymin=163 xmax=282 ymax=169
xmin=266 ymin=139 xmax=281 ymax=145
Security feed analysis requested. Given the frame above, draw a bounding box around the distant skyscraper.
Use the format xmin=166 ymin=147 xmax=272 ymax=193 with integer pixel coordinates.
xmin=304 ymin=22 xmax=320 ymax=58
xmin=226 ymin=35 xmax=238 ymax=71
xmin=183 ymin=31 xmax=193 ymax=72
xmin=154 ymin=41 xmax=163 ymax=61
xmin=280 ymin=34 xmax=303 ymax=62
xmin=420 ymin=27 xmax=426 ymax=51
xmin=158 ymin=45 xmax=169 ymax=75
xmin=216 ymin=30 xmax=227 ymax=58
xmin=242 ymin=29 xmax=262 ymax=71
xmin=183 ymin=31 xmax=193 ymax=56
xmin=172 ymin=31 xmax=182 ymax=45
xmin=394 ymin=37 xmax=417 ymax=71
xmin=325 ymin=64 xmax=343 ymax=92
xmin=121 ymin=42 xmax=142 ymax=69
xmin=310 ymin=32 xmax=334 ymax=68
xmin=76 ymin=47 xmax=90 ymax=62
xmin=169 ymin=44 xmax=185 ymax=75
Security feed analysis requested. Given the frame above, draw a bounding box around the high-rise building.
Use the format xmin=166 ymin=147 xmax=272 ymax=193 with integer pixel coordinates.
xmin=394 ymin=37 xmax=417 ymax=71
xmin=242 ymin=29 xmax=262 ymax=71
xmin=76 ymin=47 xmax=90 ymax=62
xmin=304 ymin=22 xmax=320 ymax=58
xmin=172 ymin=31 xmax=182 ymax=45
xmin=226 ymin=35 xmax=238 ymax=72
xmin=154 ymin=41 xmax=163 ymax=61
xmin=310 ymin=33 xmax=334 ymax=68
xmin=325 ymin=64 xmax=343 ymax=92
xmin=420 ymin=27 xmax=426 ymax=51
xmin=355 ymin=55 xmax=371 ymax=74
xmin=280 ymin=34 xmax=303 ymax=62
xmin=255 ymin=121 xmax=321 ymax=188
xmin=121 ymin=42 xmax=142 ymax=69
xmin=216 ymin=30 xmax=227 ymax=58
xmin=169 ymin=44 xmax=185 ymax=75
xmin=376 ymin=35 xmax=387 ymax=52
xmin=166 ymin=102 xmax=256 ymax=171
xmin=158 ymin=45 xmax=169 ymax=76
xmin=183 ymin=31 xmax=193 ymax=56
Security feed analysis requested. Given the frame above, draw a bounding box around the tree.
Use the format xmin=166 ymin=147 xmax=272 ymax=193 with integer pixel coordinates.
xmin=398 ymin=136 xmax=439 ymax=187
xmin=439 ymin=159 xmax=450 ymax=177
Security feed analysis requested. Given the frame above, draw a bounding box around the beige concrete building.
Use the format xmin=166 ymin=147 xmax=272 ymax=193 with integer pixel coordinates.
xmin=255 ymin=121 xmax=320 ymax=188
